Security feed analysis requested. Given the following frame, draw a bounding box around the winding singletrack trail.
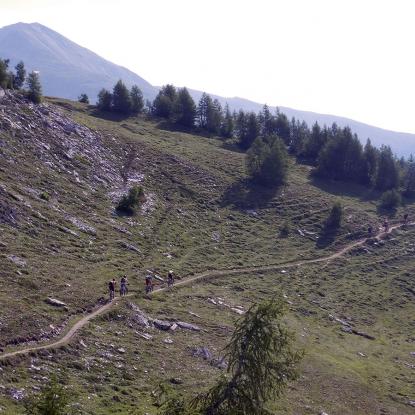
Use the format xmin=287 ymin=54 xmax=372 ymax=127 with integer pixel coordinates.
xmin=1 ymin=221 xmax=412 ymax=361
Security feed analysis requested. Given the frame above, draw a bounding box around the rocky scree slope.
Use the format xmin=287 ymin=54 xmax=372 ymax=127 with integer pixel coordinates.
xmin=0 ymin=91 xmax=142 ymax=347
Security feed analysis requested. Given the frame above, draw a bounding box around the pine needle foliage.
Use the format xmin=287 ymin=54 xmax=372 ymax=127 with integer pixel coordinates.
xmin=24 ymin=376 xmax=69 ymax=415
xmin=192 ymin=296 xmax=303 ymax=415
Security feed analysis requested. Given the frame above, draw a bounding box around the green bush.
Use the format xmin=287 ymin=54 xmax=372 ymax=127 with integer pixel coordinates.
xmin=116 ymin=186 xmax=145 ymax=215
xmin=40 ymin=191 xmax=49 ymax=201
xmin=379 ymin=189 xmax=401 ymax=211
xmin=326 ymin=201 xmax=343 ymax=229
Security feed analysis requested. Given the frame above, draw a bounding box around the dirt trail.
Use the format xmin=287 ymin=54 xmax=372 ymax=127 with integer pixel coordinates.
xmin=1 ymin=221 xmax=412 ymax=361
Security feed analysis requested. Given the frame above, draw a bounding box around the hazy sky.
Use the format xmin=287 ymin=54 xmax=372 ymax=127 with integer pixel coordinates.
xmin=1 ymin=0 xmax=414 ymax=133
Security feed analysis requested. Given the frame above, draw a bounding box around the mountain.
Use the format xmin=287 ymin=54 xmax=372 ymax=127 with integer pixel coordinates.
xmin=0 ymin=22 xmax=414 ymax=156
xmin=0 ymin=91 xmax=414 ymax=414
xmin=0 ymin=22 xmax=158 ymax=102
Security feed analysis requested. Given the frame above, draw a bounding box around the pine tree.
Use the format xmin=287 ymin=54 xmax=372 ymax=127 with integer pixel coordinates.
xmin=130 ymin=85 xmax=144 ymax=113
xmin=375 ymin=145 xmax=399 ymax=191
xmin=24 ymin=376 xmax=69 ymax=415
xmin=325 ymin=201 xmax=343 ymax=229
xmin=246 ymin=136 xmax=288 ymax=186
xmin=258 ymin=104 xmax=276 ymax=137
xmin=112 ymin=79 xmax=131 ymax=114
xmin=220 ymin=103 xmax=234 ymax=138
xmin=403 ymin=155 xmax=415 ymax=196
xmin=289 ymin=119 xmax=309 ymax=155
xmin=239 ymin=112 xmax=259 ymax=150
xmin=302 ymin=122 xmax=326 ymax=162
xmin=78 ymin=93 xmax=89 ymax=104
xmin=235 ymin=110 xmax=247 ymax=145
xmin=197 ymin=92 xmax=211 ymax=129
xmin=0 ymin=58 xmax=10 ymax=89
xmin=194 ymin=297 xmax=303 ymax=415
xmin=26 ymin=71 xmax=42 ymax=103
xmin=275 ymin=109 xmax=290 ymax=145
xmin=97 ymin=88 xmax=112 ymax=111
xmin=360 ymin=139 xmax=378 ymax=186
xmin=152 ymin=84 xmax=177 ymax=118
xmin=315 ymin=127 xmax=363 ymax=182
xmin=13 ymin=61 xmax=26 ymax=89
xmin=175 ymin=87 xmax=196 ymax=127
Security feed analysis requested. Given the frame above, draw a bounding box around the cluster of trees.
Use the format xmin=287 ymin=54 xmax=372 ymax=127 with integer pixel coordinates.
xmin=94 ymin=81 xmax=414 ymax=197
xmin=246 ymin=135 xmax=289 ymax=186
xmin=97 ymin=80 xmax=144 ymax=114
xmin=150 ymin=84 xmax=197 ymax=128
xmin=0 ymin=57 xmax=42 ymax=103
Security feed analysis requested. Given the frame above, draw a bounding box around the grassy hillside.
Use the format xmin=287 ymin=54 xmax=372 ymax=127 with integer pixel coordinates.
xmin=0 ymin=93 xmax=414 ymax=414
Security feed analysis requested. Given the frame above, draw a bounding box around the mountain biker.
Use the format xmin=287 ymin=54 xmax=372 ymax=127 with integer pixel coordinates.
xmin=383 ymin=218 xmax=389 ymax=232
xmin=145 ymin=274 xmax=153 ymax=294
xmin=120 ymin=275 xmax=128 ymax=296
xmin=109 ymin=278 xmax=116 ymax=301
xmin=167 ymin=270 xmax=174 ymax=288
xmin=367 ymin=225 xmax=373 ymax=236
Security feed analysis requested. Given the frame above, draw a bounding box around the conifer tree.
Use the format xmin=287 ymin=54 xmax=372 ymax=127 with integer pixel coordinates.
xmin=97 ymin=88 xmax=112 ymax=111
xmin=360 ymin=139 xmax=378 ymax=186
xmin=403 ymin=155 xmax=415 ymax=196
xmin=246 ymin=136 xmax=288 ymax=186
xmin=78 ymin=93 xmax=89 ymax=104
xmin=130 ymin=85 xmax=144 ymax=113
xmin=175 ymin=87 xmax=196 ymax=127
xmin=26 ymin=71 xmax=42 ymax=103
xmin=0 ymin=58 xmax=10 ymax=89
xmin=238 ymin=112 xmax=260 ymax=150
xmin=194 ymin=297 xmax=303 ymax=415
xmin=302 ymin=122 xmax=326 ymax=162
xmin=375 ymin=145 xmax=399 ymax=191
xmin=112 ymin=79 xmax=131 ymax=114
xmin=258 ymin=104 xmax=276 ymax=137
xmin=220 ymin=103 xmax=234 ymax=138
xmin=197 ymin=92 xmax=212 ymax=129
xmin=152 ymin=84 xmax=177 ymax=118
xmin=275 ymin=109 xmax=290 ymax=145
xmin=13 ymin=61 xmax=26 ymax=89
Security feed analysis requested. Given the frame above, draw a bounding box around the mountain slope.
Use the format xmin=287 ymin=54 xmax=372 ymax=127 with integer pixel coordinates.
xmin=0 ymin=22 xmax=414 ymax=156
xmin=0 ymin=22 xmax=158 ymax=102
xmin=0 ymin=92 xmax=414 ymax=414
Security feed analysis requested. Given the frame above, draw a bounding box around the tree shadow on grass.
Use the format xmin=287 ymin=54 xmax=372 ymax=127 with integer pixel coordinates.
xmin=220 ymin=178 xmax=281 ymax=210
xmin=310 ymin=176 xmax=380 ymax=202
xmin=90 ymin=109 xmax=132 ymax=122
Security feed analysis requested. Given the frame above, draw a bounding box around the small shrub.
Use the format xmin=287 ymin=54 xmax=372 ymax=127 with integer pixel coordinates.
xmin=379 ymin=189 xmax=401 ymax=211
xmin=40 ymin=191 xmax=49 ymax=201
xmin=24 ymin=376 xmax=69 ymax=414
xmin=116 ymin=186 xmax=145 ymax=215
xmin=280 ymin=221 xmax=290 ymax=237
xmin=326 ymin=201 xmax=342 ymax=229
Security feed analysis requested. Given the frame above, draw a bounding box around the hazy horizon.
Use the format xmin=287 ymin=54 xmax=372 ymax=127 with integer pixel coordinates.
xmin=1 ymin=0 xmax=415 ymax=134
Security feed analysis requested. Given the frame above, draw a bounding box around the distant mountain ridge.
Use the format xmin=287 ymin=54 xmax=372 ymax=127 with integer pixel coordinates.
xmin=0 ymin=22 xmax=414 ymax=156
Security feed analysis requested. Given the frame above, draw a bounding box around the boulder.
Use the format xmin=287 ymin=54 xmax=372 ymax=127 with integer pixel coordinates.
xmin=153 ymin=319 xmax=172 ymax=331
xmin=45 ymin=297 xmax=66 ymax=307
xmin=177 ymin=321 xmax=201 ymax=332
xmin=192 ymin=347 xmax=213 ymax=360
